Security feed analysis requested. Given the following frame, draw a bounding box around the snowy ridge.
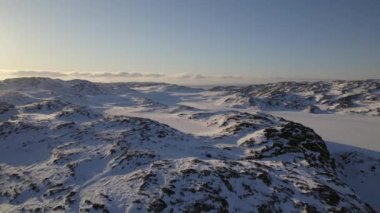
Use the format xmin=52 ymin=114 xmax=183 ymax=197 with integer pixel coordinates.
xmin=211 ymin=80 xmax=380 ymax=116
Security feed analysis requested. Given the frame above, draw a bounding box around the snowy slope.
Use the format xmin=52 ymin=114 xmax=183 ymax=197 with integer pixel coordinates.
xmin=209 ymin=80 xmax=380 ymax=116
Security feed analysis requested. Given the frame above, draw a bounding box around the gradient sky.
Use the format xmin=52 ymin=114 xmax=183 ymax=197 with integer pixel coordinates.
xmin=0 ymin=0 xmax=379 ymax=82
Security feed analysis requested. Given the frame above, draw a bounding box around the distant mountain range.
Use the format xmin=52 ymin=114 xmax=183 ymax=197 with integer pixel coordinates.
xmin=1 ymin=78 xmax=378 ymax=115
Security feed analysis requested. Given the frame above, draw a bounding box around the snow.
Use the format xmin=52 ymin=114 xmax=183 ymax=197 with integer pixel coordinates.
xmin=105 ymin=107 xmax=217 ymax=136
xmin=268 ymin=111 xmax=380 ymax=210
xmin=269 ymin=111 xmax=380 ymax=155
xmin=237 ymin=130 xmax=267 ymax=146
xmin=0 ymin=78 xmax=379 ymax=212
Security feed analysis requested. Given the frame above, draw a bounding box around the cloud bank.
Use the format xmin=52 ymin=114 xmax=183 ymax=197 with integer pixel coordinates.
xmin=1 ymin=70 xmax=247 ymax=85
xmin=1 ymin=70 xmax=349 ymax=85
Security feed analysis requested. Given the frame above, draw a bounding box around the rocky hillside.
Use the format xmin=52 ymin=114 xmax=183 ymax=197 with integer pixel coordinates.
xmin=0 ymin=77 xmax=378 ymax=212
xmin=1 ymin=77 xmax=379 ymax=115
xmin=211 ymin=80 xmax=380 ymax=115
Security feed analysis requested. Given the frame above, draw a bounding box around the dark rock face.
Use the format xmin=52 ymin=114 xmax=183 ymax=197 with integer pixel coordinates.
xmin=262 ymin=122 xmax=332 ymax=167
xmin=0 ymin=102 xmax=15 ymax=113
xmin=304 ymin=105 xmax=323 ymax=114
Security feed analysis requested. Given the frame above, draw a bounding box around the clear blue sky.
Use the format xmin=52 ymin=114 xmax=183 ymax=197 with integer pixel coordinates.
xmin=1 ymin=0 xmax=379 ymax=81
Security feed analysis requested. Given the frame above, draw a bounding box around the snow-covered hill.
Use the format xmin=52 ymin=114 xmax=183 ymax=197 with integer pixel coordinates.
xmin=0 ymin=77 xmax=379 ymax=212
xmin=209 ymin=80 xmax=380 ymax=116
